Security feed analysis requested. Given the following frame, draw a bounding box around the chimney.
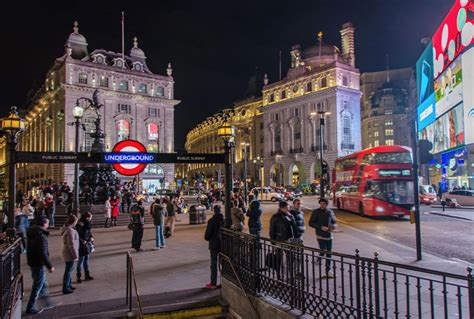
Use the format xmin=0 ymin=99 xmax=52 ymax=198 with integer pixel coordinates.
xmin=340 ymin=22 xmax=355 ymax=67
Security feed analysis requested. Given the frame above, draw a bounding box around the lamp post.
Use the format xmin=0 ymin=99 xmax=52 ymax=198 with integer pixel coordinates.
xmin=241 ymin=142 xmax=249 ymax=205
xmin=72 ymin=103 xmax=84 ymax=215
xmin=0 ymin=106 xmax=26 ymax=238
xmin=218 ymin=118 xmax=235 ymax=228
xmin=253 ymin=156 xmax=264 ymax=198
xmin=311 ymin=109 xmax=330 ymax=199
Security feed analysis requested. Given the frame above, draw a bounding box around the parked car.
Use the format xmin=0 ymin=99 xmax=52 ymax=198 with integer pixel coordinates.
xmin=250 ymin=187 xmax=284 ymax=202
xmin=419 ymin=185 xmax=437 ymax=205
xmin=181 ymin=189 xmax=207 ymax=204
xmin=156 ymin=189 xmax=179 ymax=199
xmin=442 ymin=190 xmax=474 ymax=207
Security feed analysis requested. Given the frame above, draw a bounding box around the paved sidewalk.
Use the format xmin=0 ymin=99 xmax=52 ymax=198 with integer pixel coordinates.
xmin=21 ymin=203 xmax=470 ymax=314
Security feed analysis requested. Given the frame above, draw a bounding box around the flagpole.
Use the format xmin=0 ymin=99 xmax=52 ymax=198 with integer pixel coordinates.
xmin=121 ymin=11 xmax=125 ymax=61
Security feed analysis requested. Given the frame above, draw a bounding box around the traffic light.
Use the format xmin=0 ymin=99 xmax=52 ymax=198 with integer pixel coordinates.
xmin=321 ymin=160 xmax=329 ymax=175
xmin=418 ymin=139 xmax=433 ymax=164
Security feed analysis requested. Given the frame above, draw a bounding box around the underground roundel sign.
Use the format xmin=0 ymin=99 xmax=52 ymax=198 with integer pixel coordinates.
xmin=110 ymin=140 xmax=149 ymax=176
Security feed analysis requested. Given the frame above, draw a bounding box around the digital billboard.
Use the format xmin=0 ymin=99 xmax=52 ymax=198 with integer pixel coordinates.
xmin=434 ymin=54 xmax=463 ymax=117
xmin=432 ymin=0 xmax=474 ymax=79
xmin=416 ymin=42 xmax=434 ymax=104
xmin=417 ymin=93 xmax=436 ymax=131
xmin=420 ymin=103 xmax=464 ymax=154
xmin=461 ymin=46 xmax=474 ymax=144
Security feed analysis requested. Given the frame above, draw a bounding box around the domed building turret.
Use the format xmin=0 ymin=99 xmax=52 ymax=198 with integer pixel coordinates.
xmin=65 ymin=21 xmax=88 ymax=60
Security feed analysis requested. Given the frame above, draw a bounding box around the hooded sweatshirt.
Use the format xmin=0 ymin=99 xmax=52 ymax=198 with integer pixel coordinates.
xmin=247 ymin=200 xmax=262 ymax=231
xmin=26 ymin=225 xmax=53 ymax=269
xmin=60 ymin=225 xmax=79 ymax=262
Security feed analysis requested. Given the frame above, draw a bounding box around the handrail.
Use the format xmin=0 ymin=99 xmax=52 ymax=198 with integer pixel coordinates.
xmin=126 ymin=251 xmax=144 ymax=319
xmin=7 ymin=274 xmax=22 ymax=319
xmin=220 ymin=228 xmax=471 ymax=280
xmin=219 ymin=253 xmax=260 ymax=319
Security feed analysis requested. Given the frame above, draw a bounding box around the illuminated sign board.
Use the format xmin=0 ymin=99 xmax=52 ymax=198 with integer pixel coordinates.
xmin=417 ymin=93 xmax=436 ymax=131
xmin=432 ymin=0 xmax=474 ymax=79
xmin=416 ymin=41 xmax=434 ymax=104
xmin=461 ymin=47 xmax=474 ymax=144
xmin=103 ymin=153 xmax=156 ymax=163
xmin=434 ymin=54 xmax=463 ymax=117
xmin=378 ymin=169 xmax=411 ymax=177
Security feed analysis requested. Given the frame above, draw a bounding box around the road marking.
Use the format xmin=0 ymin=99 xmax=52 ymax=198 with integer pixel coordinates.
xmin=428 ymin=211 xmax=473 ymax=222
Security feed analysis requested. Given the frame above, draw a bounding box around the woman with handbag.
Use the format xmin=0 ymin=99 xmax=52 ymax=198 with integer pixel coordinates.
xmin=76 ymin=212 xmax=94 ymax=283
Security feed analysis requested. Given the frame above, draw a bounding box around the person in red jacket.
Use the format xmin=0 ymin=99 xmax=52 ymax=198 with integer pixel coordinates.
xmin=110 ymin=195 xmax=120 ymax=226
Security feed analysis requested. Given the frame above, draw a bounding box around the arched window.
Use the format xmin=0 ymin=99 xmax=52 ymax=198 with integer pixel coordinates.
xmin=274 ymin=126 xmax=281 ymax=151
xmin=341 ymin=110 xmax=353 ymax=149
xmin=147 ymin=123 xmax=159 ymax=152
xmin=116 ymin=119 xmax=130 ymax=141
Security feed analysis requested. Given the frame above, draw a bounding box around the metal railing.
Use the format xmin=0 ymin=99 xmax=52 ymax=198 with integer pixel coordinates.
xmin=125 ymin=251 xmax=144 ymax=319
xmin=0 ymin=238 xmax=22 ymax=319
xmin=220 ymin=228 xmax=474 ymax=319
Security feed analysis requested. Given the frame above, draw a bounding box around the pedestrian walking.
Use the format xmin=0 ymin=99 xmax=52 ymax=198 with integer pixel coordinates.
xmin=25 ymin=216 xmax=55 ymax=315
xmin=290 ymin=199 xmax=305 ymax=242
xmin=104 ymin=197 xmax=112 ymax=228
xmin=15 ymin=207 xmax=29 ymax=252
xmin=164 ymin=198 xmax=176 ymax=236
xmin=44 ymin=194 xmax=56 ymax=227
xmin=129 ymin=200 xmax=145 ymax=252
xmin=34 ymin=201 xmax=46 ymax=226
xmin=76 ymin=212 xmax=94 ymax=283
xmin=22 ymin=199 xmax=35 ymax=221
xmin=60 ymin=215 xmax=79 ymax=294
xmin=110 ymin=195 xmax=120 ymax=226
xmin=309 ymin=198 xmax=337 ymax=278
xmin=204 ymin=205 xmax=224 ymax=289
xmin=231 ymin=200 xmax=245 ymax=231
xmin=150 ymin=198 xmax=166 ymax=250
xmin=247 ymin=200 xmax=262 ymax=236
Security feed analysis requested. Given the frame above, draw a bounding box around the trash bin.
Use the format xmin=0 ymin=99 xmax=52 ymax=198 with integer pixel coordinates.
xmin=198 ymin=206 xmax=207 ymax=224
xmin=189 ymin=205 xmax=207 ymax=224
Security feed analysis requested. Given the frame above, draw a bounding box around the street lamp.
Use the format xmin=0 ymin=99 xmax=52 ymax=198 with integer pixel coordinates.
xmin=241 ymin=142 xmax=249 ymax=205
xmin=218 ymin=118 xmax=235 ymax=228
xmin=72 ymin=103 xmax=84 ymax=215
xmin=311 ymin=109 xmax=330 ymax=199
xmin=0 ymin=106 xmax=26 ymax=238
xmin=252 ymin=156 xmax=264 ymax=198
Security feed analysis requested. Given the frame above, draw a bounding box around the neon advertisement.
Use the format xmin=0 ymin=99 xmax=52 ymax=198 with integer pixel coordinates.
xmin=434 ymin=54 xmax=463 ymax=117
xmin=417 ymin=93 xmax=436 ymax=131
xmin=416 ymin=42 xmax=434 ymax=104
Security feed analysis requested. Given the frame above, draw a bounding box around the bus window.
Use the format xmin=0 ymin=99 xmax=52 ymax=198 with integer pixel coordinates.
xmin=362 ymin=152 xmax=411 ymax=164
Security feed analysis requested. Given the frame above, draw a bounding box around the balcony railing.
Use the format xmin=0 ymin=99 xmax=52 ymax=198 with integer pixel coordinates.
xmin=340 ymin=143 xmax=355 ymax=150
xmin=311 ymin=144 xmax=328 ymax=152
xmin=289 ymin=147 xmax=304 ymax=154
xmin=270 ymin=149 xmax=283 ymax=156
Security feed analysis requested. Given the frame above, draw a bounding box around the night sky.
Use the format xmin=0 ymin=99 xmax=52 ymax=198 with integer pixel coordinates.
xmin=1 ymin=0 xmax=452 ymax=149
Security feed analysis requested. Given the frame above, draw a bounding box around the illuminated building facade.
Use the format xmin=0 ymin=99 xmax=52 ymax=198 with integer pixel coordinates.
xmin=261 ymin=23 xmax=361 ymax=186
xmin=0 ymin=22 xmax=179 ymax=193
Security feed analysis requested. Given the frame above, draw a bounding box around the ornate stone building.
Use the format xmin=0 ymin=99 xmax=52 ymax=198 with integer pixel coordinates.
xmin=0 ymin=22 xmax=179 ymax=193
xmin=184 ymin=96 xmax=264 ymax=187
xmin=261 ymin=23 xmax=361 ymax=186
xmin=360 ymin=68 xmax=416 ymax=149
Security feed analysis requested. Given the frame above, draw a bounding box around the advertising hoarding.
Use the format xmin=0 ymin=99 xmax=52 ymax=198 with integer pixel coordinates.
xmin=417 ymin=93 xmax=436 ymax=131
xmin=416 ymin=42 xmax=434 ymax=104
xmin=434 ymin=54 xmax=463 ymax=117
xmin=461 ymin=46 xmax=474 ymax=144
xmin=432 ymin=0 xmax=474 ymax=79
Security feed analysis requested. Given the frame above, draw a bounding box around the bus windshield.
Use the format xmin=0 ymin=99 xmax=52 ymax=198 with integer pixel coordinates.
xmin=364 ymin=180 xmax=415 ymax=205
xmin=362 ymin=152 xmax=412 ymax=164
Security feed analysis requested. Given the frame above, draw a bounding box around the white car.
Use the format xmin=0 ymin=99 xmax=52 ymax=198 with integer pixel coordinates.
xmin=443 ymin=190 xmax=474 ymax=207
xmin=181 ymin=189 xmax=207 ymax=204
xmin=250 ymin=187 xmax=284 ymax=202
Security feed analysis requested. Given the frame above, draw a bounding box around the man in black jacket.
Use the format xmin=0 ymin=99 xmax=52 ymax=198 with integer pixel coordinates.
xmin=204 ymin=205 xmax=224 ymax=289
xmin=269 ymin=201 xmax=296 ymax=242
xmin=26 ymin=216 xmax=55 ymax=315
xmin=309 ymin=198 xmax=337 ymax=278
xmin=290 ymin=199 xmax=305 ymax=242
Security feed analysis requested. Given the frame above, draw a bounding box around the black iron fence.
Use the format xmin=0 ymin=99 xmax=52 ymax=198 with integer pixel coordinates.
xmin=125 ymin=251 xmax=144 ymax=319
xmin=0 ymin=238 xmax=23 ymax=319
xmin=220 ymin=228 xmax=474 ymax=318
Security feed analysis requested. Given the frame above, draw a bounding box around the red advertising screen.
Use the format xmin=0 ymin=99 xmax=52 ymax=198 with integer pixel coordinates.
xmin=432 ymin=0 xmax=474 ymax=79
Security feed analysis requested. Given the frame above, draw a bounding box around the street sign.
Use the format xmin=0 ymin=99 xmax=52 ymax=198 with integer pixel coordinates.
xmin=111 ymin=140 xmax=148 ymax=176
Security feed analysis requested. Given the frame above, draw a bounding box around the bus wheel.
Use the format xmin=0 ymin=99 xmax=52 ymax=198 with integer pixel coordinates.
xmin=336 ymin=199 xmax=341 ymax=209
xmin=359 ymin=203 xmax=366 ymax=217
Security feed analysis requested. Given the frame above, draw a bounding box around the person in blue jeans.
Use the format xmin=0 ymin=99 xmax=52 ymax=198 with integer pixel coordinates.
xmin=60 ymin=215 xmax=79 ymax=294
xmin=76 ymin=212 xmax=94 ymax=283
xmin=26 ymin=216 xmax=55 ymax=315
xmin=150 ymin=198 xmax=166 ymax=250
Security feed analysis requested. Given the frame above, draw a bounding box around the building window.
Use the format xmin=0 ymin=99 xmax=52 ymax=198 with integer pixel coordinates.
xmin=147 ymin=123 xmax=159 ymax=152
xmin=294 ymin=122 xmax=301 ymax=148
xmin=259 ymin=122 xmax=263 ymax=129
xmin=119 ymin=80 xmax=129 ymax=91
xmin=342 ymin=76 xmax=348 ymax=87
xmin=138 ymin=83 xmax=147 ymax=94
xmin=99 ymin=76 xmax=109 ymax=87
xmin=281 ymin=90 xmax=286 ymax=99
xmin=293 ymin=108 xmax=299 ymax=117
xmin=374 ymin=131 xmax=379 ymax=137
xmin=274 ymin=126 xmax=281 ymax=150
xmin=117 ymin=104 xmax=131 ymax=114
xmin=368 ymin=142 xmax=372 ymax=148
xmin=341 ymin=111 xmax=352 ymax=147
xmin=385 ymin=139 xmax=394 ymax=146
xmin=78 ymin=73 xmax=88 ymax=84
xmin=260 ymin=135 xmax=264 ymax=143
xmin=320 ymin=77 xmax=327 ymax=88
xmin=306 ymin=82 xmax=313 ymax=92
xmin=269 ymin=94 xmax=275 ymax=102
xmin=274 ymin=113 xmax=279 ymax=121
xmin=385 ymin=129 xmax=394 ymax=136
xmin=374 ymin=140 xmax=380 ymax=147
xmin=385 ymin=120 xmax=393 ymax=126
xmin=116 ymin=119 xmax=130 ymax=141
xmin=156 ymin=86 xmax=165 ymax=97
xmin=148 ymin=107 xmax=159 ymax=117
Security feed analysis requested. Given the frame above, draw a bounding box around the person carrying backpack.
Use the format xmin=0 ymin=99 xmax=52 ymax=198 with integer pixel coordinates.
xmin=150 ymin=198 xmax=166 ymax=250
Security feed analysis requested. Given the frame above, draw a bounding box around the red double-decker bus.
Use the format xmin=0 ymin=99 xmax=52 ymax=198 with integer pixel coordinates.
xmin=333 ymin=145 xmax=414 ymax=217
